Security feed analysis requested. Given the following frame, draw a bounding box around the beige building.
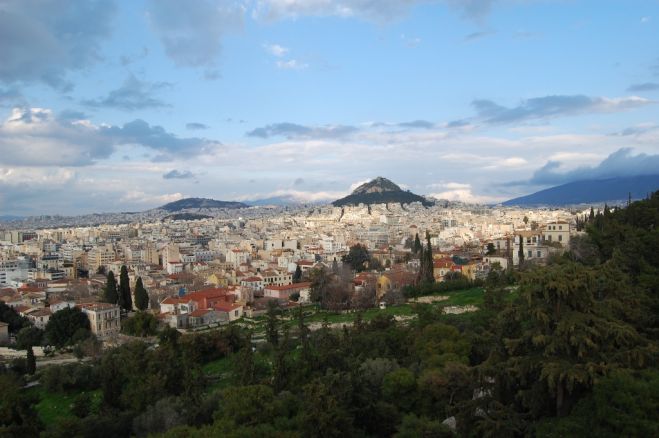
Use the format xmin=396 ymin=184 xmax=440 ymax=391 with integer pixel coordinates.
xmin=81 ymin=303 xmax=120 ymax=339
xmin=543 ymin=221 xmax=571 ymax=247
xmin=87 ymin=244 xmax=116 ymax=271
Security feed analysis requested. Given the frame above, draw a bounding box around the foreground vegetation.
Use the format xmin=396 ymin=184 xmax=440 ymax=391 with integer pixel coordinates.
xmin=2 ymin=193 xmax=659 ymax=437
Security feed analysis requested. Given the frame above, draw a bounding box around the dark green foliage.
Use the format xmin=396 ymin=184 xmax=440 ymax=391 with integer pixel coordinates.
xmin=413 ymin=233 xmax=422 ymax=255
xmin=103 ymin=270 xmax=118 ymax=304
xmin=342 ymin=243 xmax=371 ymax=272
xmin=134 ymin=277 xmax=149 ymax=311
xmin=0 ymin=301 xmax=29 ymax=332
xmin=26 ymin=346 xmax=36 ymax=375
xmin=118 ymin=265 xmax=132 ymax=311
xmin=0 ymin=374 xmax=41 ymax=437
xmin=486 ymin=242 xmax=496 ymax=255
xmin=292 ymin=264 xmax=302 ymax=283
xmin=265 ymin=300 xmax=280 ymax=346
xmin=16 ymin=326 xmax=44 ymax=349
xmin=122 ymin=311 xmax=158 ymax=337
xmin=45 ymin=307 xmax=91 ymax=349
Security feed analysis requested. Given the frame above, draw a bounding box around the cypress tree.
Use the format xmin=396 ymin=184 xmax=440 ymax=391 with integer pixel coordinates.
xmin=518 ymin=235 xmax=525 ymax=265
xmin=413 ymin=233 xmax=422 ymax=255
xmin=103 ymin=271 xmax=119 ymax=304
xmin=293 ymin=265 xmax=302 ymax=283
xmin=423 ymin=232 xmax=435 ymax=284
xmin=134 ymin=277 xmax=149 ymax=311
xmin=118 ymin=265 xmax=132 ymax=311
xmin=26 ymin=346 xmax=36 ymax=375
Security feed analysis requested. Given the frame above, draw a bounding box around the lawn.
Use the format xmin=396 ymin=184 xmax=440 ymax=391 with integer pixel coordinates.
xmin=441 ymin=287 xmax=485 ymax=306
xmin=28 ymin=386 xmax=101 ymax=424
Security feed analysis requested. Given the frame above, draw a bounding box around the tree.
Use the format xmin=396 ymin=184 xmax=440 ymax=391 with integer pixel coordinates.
xmin=15 ymin=326 xmax=43 ymax=350
xmin=418 ymin=232 xmax=435 ymax=285
xmin=118 ymin=265 xmax=132 ymax=311
xmin=331 ymin=258 xmax=339 ymax=274
xmin=523 ymin=215 xmax=529 ymax=225
xmin=0 ymin=301 xmax=29 ymax=333
xmin=292 ymin=265 xmax=302 ymax=283
xmin=413 ymin=233 xmax=422 ymax=255
xmin=343 ymin=244 xmax=371 ymax=272
xmin=236 ymin=332 xmax=255 ymax=386
xmin=122 ymin=312 xmax=158 ymax=337
xmin=26 ymin=346 xmax=36 ymax=375
xmin=103 ymin=270 xmax=119 ymax=304
xmin=495 ymin=262 xmax=646 ymax=417
xmin=45 ymin=307 xmax=91 ymax=349
xmin=486 ymin=243 xmax=496 ymax=255
xmin=518 ymin=235 xmax=524 ymax=265
xmin=134 ymin=277 xmax=149 ymax=311
xmin=265 ymin=300 xmax=280 ymax=346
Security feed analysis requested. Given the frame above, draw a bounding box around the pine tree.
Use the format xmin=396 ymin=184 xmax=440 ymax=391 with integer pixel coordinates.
xmin=118 ymin=265 xmax=132 ymax=311
xmin=26 ymin=346 xmax=36 ymax=375
xmin=103 ymin=271 xmax=119 ymax=304
xmin=134 ymin=277 xmax=149 ymax=311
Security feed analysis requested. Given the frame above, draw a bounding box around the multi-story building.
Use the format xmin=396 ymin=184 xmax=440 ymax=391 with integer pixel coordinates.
xmin=81 ymin=303 xmax=121 ymax=339
xmin=543 ymin=221 xmax=571 ymax=247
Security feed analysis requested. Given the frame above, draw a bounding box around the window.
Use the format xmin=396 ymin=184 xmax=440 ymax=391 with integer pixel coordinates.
xmin=547 ymin=235 xmax=552 ymax=241
xmin=234 ymin=310 xmax=239 ymax=317
xmin=559 ymin=226 xmax=563 ymax=230
xmin=558 ymin=235 xmax=563 ymax=242
xmin=528 ymin=250 xmax=532 ymax=258
xmin=537 ymin=251 xmax=541 ymax=257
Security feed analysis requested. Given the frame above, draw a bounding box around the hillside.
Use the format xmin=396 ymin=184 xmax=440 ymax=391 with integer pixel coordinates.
xmin=159 ymin=197 xmax=249 ymax=212
xmin=503 ymin=174 xmax=659 ymax=206
xmin=333 ymin=177 xmax=433 ymax=207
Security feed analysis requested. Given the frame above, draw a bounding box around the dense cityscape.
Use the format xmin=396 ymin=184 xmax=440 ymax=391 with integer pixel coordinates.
xmin=1 ymin=0 xmax=659 ymax=436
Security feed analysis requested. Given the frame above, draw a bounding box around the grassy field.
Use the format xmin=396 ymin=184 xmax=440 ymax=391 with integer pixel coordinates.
xmin=28 ymin=386 xmax=101 ymax=424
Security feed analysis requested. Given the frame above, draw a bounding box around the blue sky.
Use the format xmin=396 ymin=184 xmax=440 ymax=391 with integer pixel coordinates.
xmin=1 ymin=0 xmax=659 ymax=215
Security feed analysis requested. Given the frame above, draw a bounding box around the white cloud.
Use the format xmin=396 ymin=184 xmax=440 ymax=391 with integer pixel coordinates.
xmin=264 ymin=43 xmax=289 ymax=57
xmin=276 ymin=59 xmax=309 ymax=70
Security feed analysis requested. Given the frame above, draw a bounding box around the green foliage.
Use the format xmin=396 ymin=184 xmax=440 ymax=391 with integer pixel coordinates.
xmin=103 ymin=270 xmax=119 ymax=304
xmin=16 ymin=326 xmax=44 ymax=349
xmin=0 ymin=374 xmax=41 ymax=437
xmin=265 ymin=300 xmax=280 ymax=346
xmin=45 ymin=307 xmax=91 ymax=349
xmin=0 ymin=301 xmax=30 ymax=333
xmin=122 ymin=311 xmax=158 ymax=337
xmin=134 ymin=277 xmax=149 ymax=311
xmin=118 ymin=265 xmax=132 ymax=311
xmin=342 ymin=244 xmax=370 ymax=272
xmin=26 ymin=346 xmax=36 ymax=375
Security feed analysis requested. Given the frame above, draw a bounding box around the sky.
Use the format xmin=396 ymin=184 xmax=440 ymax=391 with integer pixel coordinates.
xmin=1 ymin=0 xmax=659 ymax=216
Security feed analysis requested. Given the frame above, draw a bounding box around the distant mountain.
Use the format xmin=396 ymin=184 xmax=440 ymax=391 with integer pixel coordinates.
xmin=245 ymin=196 xmax=324 ymax=207
xmin=159 ymin=197 xmax=248 ymax=212
xmin=332 ymin=177 xmax=433 ymax=207
xmin=503 ymin=174 xmax=659 ymax=206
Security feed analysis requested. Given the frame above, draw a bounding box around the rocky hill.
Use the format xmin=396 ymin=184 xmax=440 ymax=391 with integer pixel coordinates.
xmin=332 ymin=177 xmax=433 ymax=207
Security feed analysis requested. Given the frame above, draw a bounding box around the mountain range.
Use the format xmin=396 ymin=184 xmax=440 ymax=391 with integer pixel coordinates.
xmin=503 ymin=174 xmax=659 ymax=206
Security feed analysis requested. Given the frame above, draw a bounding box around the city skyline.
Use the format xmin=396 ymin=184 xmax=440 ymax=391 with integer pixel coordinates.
xmin=1 ymin=0 xmax=659 ymax=215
